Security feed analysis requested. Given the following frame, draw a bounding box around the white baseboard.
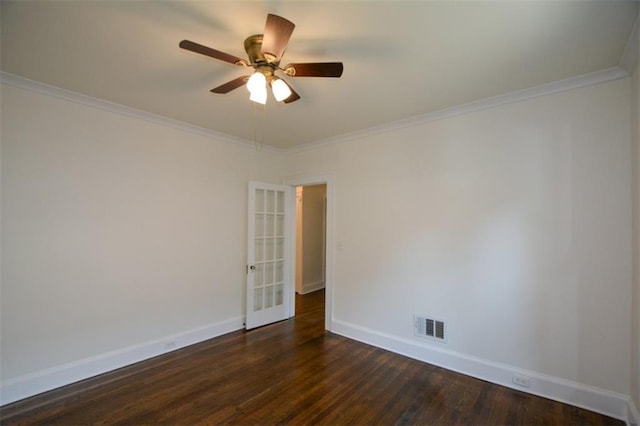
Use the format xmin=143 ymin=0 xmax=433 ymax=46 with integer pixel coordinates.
xmin=331 ymin=319 xmax=632 ymax=424
xmin=0 ymin=316 xmax=244 ymax=406
xmin=2 ymin=316 xmax=634 ymax=424
xmin=301 ymin=280 xmax=325 ymax=295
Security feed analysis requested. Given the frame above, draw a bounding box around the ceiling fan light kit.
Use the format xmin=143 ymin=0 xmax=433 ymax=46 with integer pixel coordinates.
xmin=249 ymin=86 xmax=268 ymax=105
xmin=271 ymin=78 xmax=292 ymax=102
xmin=246 ymin=72 xmax=266 ymax=94
xmin=179 ymin=13 xmax=344 ymax=105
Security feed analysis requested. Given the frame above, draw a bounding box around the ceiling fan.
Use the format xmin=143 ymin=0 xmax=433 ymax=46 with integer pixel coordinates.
xmin=179 ymin=13 xmax=343 ymax=105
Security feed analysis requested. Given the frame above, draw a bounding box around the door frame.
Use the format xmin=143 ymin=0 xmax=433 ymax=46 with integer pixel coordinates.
xmin=285 ymin=175 xmax=334 ymax=331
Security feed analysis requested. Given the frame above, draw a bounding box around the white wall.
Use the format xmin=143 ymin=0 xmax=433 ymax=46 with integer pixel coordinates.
xmin=0 ymin=72 xmax=635 ymax=418
xmin=286 ymin=78 xmax=632 ymax=397
xmin=301 ymin=184 xmax=326 ymax=293
xmin=295 ymin=186 xmax=304 ymax=294
xmin=631 ymin=52 xmax=640 ymax=413
xmin=0 ymin=83 xmax=284 ymax=383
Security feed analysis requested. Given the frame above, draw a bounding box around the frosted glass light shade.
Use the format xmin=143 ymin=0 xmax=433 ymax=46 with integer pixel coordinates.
xmin=249 ymin=86 xmax=267 ymax=104
xmin=271 ymin=78 xmax=292 ymax=102
xmin=247 ymin=72 xmax=266 ymax=94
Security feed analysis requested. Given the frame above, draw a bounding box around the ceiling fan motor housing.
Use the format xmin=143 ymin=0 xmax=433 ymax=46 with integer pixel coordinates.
xmin=244 ymin=34 xmax=272 ymax=66
xmin=244 ymin=34 xmax=279 ymax=82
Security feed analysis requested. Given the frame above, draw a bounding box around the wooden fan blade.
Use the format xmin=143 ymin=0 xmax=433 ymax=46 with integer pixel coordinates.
xmin=284 ymin=62 xmax=343 ymax=77
xmin=261 ymin=14 xmax=295 ymax=62
xmin=283 ymin=83 xmax=301 ymax=104
xmin=210 ymin=75 xmax=250 ymax=93
xmin=180 ymin=40 xmax=249 ymax=66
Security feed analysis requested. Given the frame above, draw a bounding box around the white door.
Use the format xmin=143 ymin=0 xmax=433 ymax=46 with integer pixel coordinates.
xmin=246 ymin=181 xmax=293 ymax=329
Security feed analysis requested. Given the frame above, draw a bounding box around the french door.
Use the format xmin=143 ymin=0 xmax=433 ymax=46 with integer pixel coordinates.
xmin=246 ymin=182 xmax=293 ymax=329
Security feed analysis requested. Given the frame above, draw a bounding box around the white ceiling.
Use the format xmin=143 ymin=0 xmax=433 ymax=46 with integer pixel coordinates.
xmin=1 ymin=1 xmax=638 ymax=150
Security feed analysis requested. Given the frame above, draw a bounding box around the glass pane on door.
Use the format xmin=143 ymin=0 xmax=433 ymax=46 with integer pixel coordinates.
xmin=251 ymin=187 xmax=287 ymax=314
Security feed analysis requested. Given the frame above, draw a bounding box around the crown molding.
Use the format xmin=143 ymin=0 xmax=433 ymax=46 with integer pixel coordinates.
xmin=1 ymin=66 xmax=629 ymax=156
xmin=619 ymin=14 xmax=639 ymax=75
xmin=0 ymin=72 xmax=284 ymax=154
xmin=287 ymin=66 xmax=629 ymax=154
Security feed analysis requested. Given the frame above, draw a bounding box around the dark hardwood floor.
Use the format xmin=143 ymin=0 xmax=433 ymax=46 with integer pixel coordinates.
xmin=0 ymin=289 xmax=623 ymax=425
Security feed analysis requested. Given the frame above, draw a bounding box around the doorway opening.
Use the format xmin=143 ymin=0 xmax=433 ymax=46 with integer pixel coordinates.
xmin=294 ymin=184 xmax=327 ymax=326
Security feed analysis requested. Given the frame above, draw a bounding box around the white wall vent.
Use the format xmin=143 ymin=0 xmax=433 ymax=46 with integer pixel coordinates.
xmin=414 ymin=315 xmax=446 ymax=343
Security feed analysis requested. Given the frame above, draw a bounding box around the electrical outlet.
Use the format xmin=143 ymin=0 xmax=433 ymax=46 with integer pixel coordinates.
xmin=512 ymin=373 xmax=531 ymax=388
xmin=165 ymin=341 xmax=177 ymax=350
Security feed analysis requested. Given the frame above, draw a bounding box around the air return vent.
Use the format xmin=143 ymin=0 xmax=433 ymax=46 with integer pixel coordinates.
xmin=414 ymin=315 xmax=446 ymax=342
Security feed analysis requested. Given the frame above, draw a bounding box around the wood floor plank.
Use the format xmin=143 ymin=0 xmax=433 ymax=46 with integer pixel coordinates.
xmin=0 ymin=289 xmax=624 ymax=425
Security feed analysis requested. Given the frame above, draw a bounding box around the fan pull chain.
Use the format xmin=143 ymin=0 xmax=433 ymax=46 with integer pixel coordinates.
xmin=252 ymin=101 xmax=266 ymax=151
